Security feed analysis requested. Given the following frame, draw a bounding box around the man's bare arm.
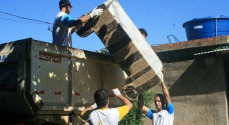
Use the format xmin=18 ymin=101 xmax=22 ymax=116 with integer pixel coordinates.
xmin=81 ymin=103 xmax=96 ymax=113
xmin=112 ymin=88 xmax=133 ymax=110
xmin=74 ymin=14 xmax=91 ymax=26
xmin=81 ymin=105 xmax=94 ymax=113
xmin=161 ymin=81 xmax=171 ymax=105
xmin=159 ymin=71 xmax=171 ymax=105
xmin=70 ymin=7 xmax=103 ymax=33
xmin=138 ymin=94 xmax=149 ymax=114
xmin=117 ymin=94 xmax=133 ymax=110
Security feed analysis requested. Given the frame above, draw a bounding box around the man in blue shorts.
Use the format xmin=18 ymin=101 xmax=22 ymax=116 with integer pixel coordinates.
xmin=138 ymin=73 xmax=174 ymax=125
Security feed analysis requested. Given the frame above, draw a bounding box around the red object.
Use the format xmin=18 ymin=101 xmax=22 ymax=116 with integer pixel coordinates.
xmin=54 ymin=91 xmax=61 ymax=95
xmin=38 ymin=90 xmax=45 ymax=94
xmin=109 ymin=95 xmax=115 ymax=97
xmin=75 ymin=92 xmax=80 ymax=96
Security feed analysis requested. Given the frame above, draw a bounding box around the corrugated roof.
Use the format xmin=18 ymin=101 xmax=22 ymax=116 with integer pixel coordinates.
xmin=151 ymin=35 xmax=229 ymax=53
xmin=194 ymin=48 xmax=229 ymax=55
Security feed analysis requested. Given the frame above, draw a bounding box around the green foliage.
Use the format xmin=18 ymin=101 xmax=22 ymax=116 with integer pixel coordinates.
xmin=96 ymin=48 xmax=110 ymax=55
xmin=212 ymin=45 xmax=229 ymax=50
xmin=119 ymin=90 xmax=154 ymax=125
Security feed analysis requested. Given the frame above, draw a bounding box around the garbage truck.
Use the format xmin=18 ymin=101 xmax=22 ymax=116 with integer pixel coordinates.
xmin=0 ymin=38 xmax=131 ymax=124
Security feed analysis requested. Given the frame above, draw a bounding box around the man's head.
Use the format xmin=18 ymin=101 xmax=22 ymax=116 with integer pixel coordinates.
xmin=94 ymin=88 xmax=109 ymax=108
xmin=138 ymin=28 xmax=148 ymax=38
xmin=154 ymin=94 xmax=165 ymax=111
xmin=59 ymin=0 xmax=72 ymax=14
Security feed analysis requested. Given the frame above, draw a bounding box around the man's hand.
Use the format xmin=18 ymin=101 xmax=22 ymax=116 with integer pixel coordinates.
xmin=89 ymin=8 xmax=103 ymax=18
xmin=113 ymin=88 xmax=133 ymax=110
xmin=158 ymin=71 xmax=164 ymax=82
xmin=91 ymin=103 xmax=97 ymax=109
xmin=81 ymin=102 xmax=97 ymax=117
xmin=103 ymin=0 xmax=115 ymax=7
xmin=112 ymin=88 xmax=121 ymax=96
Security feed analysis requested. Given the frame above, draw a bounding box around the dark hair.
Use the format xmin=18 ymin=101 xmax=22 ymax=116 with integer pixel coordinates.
xmin=155 ymin=94 xmax=165 ymax=109
xmin=138 ymin=28 xmax=148 ymax=37
xmin=94 ymin=88 xmax=109 ymax=108
xmin=59 ymin=0 xmax=72 ymax=9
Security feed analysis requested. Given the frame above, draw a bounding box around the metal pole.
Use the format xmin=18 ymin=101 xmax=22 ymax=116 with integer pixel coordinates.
xmin=215 ymin=17 xmax=218 ymax=37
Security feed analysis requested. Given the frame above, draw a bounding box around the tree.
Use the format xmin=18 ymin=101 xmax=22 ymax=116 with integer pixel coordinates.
xmin=95 ymin=48 xmax=111 ymax=55
xmin=119 ymin=90 xmax=154 ymax=125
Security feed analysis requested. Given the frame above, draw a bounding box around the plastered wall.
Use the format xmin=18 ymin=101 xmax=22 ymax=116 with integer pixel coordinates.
xmin=144 ymin=56 xmax=228 ymax=125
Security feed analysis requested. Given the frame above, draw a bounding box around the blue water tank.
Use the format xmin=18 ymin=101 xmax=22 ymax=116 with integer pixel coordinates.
xmin=183 ymin=16 xmax=229 ymax=40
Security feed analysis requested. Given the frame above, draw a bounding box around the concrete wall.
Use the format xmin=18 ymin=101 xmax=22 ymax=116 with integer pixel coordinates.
xmin=145 ymin=56 xmax=228 ymax=125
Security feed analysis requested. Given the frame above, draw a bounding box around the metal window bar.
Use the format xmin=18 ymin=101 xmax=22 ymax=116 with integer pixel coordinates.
xmin=167 ymin=35 xmax=180 ymax=44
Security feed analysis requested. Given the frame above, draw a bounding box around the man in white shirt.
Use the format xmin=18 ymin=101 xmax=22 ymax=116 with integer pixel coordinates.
xmin=80 ymin=88 xmax=133 ymax=125
xmin=138 ymin=73 xmax=174 ymax=125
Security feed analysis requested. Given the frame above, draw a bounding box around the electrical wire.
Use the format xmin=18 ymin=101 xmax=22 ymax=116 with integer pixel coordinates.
xmin=0 ymin=18 xmax=49 ymax=24
xmin=0 ymin=10 xmax=52 ymax=24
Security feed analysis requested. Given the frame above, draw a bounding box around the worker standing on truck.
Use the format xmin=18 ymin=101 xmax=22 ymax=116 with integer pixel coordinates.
xmin=138 ymin=73 xmax=174 ymax=125
xmin=52 ymin=0 xmax=114 ymax=47
xmin=80 ymin=88 xmax=133 ymax=125
xmin=139 ymin=28 xmax=148 ymax=39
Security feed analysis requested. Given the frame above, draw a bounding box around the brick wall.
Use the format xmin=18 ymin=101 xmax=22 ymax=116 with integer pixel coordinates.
xmin=144 ymin=56 xmax=228 ymax=125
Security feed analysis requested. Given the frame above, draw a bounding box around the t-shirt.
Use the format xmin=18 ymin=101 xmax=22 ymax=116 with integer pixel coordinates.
xmin=147 ymin=102 xmax=174 ymax=125
xmin=52 ymin=12 xmax=75 ymax=47
xmin=81 ymin=105 xmax=129 ymax=125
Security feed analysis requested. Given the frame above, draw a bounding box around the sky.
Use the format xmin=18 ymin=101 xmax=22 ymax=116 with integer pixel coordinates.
xmin=0 ymin=0 xmax=229 ymax=52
